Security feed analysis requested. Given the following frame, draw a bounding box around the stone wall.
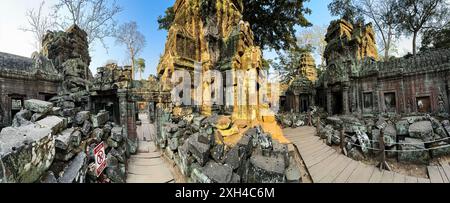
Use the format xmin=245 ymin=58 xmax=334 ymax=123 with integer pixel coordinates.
xmin=0 ymin=52 xmax=61 ymax=129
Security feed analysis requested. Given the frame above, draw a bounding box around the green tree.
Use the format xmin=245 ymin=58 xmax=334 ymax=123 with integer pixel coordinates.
xmin=157 ymin=0 xmax=312 ymax=52
xmin=396 ymin=0 xmax=448 ymax=56
xmin=136 ymin=58 xmax=146 ymax=80
xmin=421 ymin=20 xmax=450 ymax=51
xmin=328 ymin=0 xmax=364 ymax=24
xmin=114 ymin=21 xmax=146 ymax=80
xmin=271 ymin=48 xmax=309 ymax=83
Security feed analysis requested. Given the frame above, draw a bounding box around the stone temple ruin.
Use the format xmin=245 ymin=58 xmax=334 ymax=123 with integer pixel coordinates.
xmin=153 ymin=0 xmax=299 ymax=183
xmin=0 ymin=25 xmax=139 ymax=183
xmin=2 ymin=1 xmax=450 ymax=184
xmin=280 ymin=18 xmax=450 ymax=168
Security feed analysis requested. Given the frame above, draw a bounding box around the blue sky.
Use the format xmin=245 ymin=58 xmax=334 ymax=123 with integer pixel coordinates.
xmin=1 ymin=0 xmax=344 ymax=79
xmin=89 ymin=0 xmax=334 ymax=79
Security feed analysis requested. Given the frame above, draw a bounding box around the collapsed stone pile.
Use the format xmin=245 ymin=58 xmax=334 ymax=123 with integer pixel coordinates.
xmin=317 ymin=114 xmax=450 ymax=164
xmin=156 ymin=113 xmax=301 ymax=183
xmin=0 ymin=99 xmax=131 ymax=183
xmin=276 ymin=107 xmax=324 ymax=128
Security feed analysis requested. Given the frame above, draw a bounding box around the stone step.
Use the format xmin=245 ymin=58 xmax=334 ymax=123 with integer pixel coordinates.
xmin=126 ymin=174 xmax=174 ymax=183
xmin=128 ymin=158 xmax=165 ymax=166
xmin=131 ymin=152 xmax=161 ymax=159
xmin=127 ymin=165 xmax=172 ymax=175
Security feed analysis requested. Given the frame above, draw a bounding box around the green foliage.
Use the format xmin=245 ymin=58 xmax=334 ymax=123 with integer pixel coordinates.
xmin=136 ymin=58 xmax=146 ymax=80
xmin=328 ymin=0 xmax=364 ymax=24
xmin=421 ymin=22 xmax=450 ymax=51
xmin=271 ymin=48 xmax=310 ymax=83
xmin=395 ymin=0 xmax=448 ymax=55
xmin=157 ymin=0 xmax=312 ymax=52
xmin=157 ymin=6 xmax=175 ymax=30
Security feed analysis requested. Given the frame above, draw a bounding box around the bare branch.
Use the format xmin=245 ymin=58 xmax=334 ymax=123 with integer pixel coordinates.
xmin=19 ymin=0 xmax=55 ymax=50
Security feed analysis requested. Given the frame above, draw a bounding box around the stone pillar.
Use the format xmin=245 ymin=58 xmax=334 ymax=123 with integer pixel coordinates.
xmin=343 ymin=85 xmax=350 ymax=115
xmin=294 ymin=94 xmax=300 ymax=113
xmin=311 ymin=90 xmax=316 ymax=107
xmin=327 ymin=89 xmax=333 ymax=115
xmin=118 ymin=89 xmax=128 ymax=138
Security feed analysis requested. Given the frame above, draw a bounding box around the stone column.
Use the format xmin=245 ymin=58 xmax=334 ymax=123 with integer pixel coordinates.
xmin=118 ymin=89 xmax=128 ymax=138
xmin=343 ymin=85 xmax=350 ymax=115
xmin=327 ymin=89 xmax=333 ymax=115
xmin=294 ymin=94 xmax=300 ymax=113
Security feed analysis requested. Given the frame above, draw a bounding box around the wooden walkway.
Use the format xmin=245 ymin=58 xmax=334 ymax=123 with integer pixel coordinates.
xmin=126 ymin=115 xmax=174 ymax=183
xmin=427 ymin=165 xmax=450 ymax=183
xmin=284 ymin=127 xmax=432 ymax=183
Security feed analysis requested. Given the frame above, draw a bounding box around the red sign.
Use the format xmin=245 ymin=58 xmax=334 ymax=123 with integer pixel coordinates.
xmin=94 ymin=142 xmax=107 ymax=177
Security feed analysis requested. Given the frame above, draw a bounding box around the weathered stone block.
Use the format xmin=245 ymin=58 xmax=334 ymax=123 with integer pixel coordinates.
xmin=395 ymin=120 xmax=410 ymax=136
xmin=0 ymin=124 xmax=55 ymax=183
xmin=81 ymin=120 xmax=92 ymax=137
xmin=111 ymin=127 xmax=124 ymax=142
xmin=398 ymin=138 xmax=430 ymax=164
xmin=178 ymin=141 xmax=193 ymax=176
xmin=24 ymin=99 xmax=53 ymax=114
xmin=70 ymin=130 xmax=82 ymax=147
xmin=202 ymin=161 xmax=235 ymax=183
xmin=247 ymin=154 xmax=285 ymax=183
xmin=188 ymin=134 xmax=210 ymax=166
xmin=91 ymin=111 xmax=109 ymax=128
xmin=58 ymin=152 xmax=87 ymax=183
xmin=409 ymin=121 xmax=433 ymax=141
xmin=224 ymin=147 xmax=242 ymax=170
xmin=36 ymin=116 xmax=65 ymax=135
xmin=92 ymin=128 xmax=104 ymax=142
xmin=168 ymin=138 xmax=179 ymax=151
xmin=430 ymin=141 xmax=450 ymax=157
xmin=31 ymin=113 xmax=46 ymax=122
xmin=12 ymin=109 xmax=32 ymax=127
xmin=285 ymin=158 xmax=301 ymax=183
xmin=55 ymin=128 xmax=75 ymax=151
xmin=75 ymin=111 xmax=90 ymax=126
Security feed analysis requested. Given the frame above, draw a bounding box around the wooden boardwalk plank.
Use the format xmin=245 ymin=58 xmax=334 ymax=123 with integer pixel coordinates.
xmin=441 ymin=165 xmax=450 ymax=183
xmin=380 ymin=171 xmax=395 ymax=183
xmin=306 ymin=148 xmax=336 ymax=167
xmin=284 ymin=126 xmax=432 ymax=184
xmin=318 ymin=157 xmax=353 ymax=183
xmin=428 ymin=166 xmax=444 ymax=183
xmin=368 ymin=169 xmax=383 ymax=183
xmin=393 ymin=173 xmax=406 ymax=183
xmin=303 ymin=144 xmax=330 ymax=159
xmin=333 ymin=161 xmax=360 ymax=183
xmin=418 ymin=177 xmax=431 ymax=183
xmin=311 ymin=154 xmax=345 ymax=181
xmin=347 ymin=164 xmax=375 ymax=183
xmin=309 ymin=153 xmax=341 ymax=181
xmin=405 ymin=176 xmax=419 ymax=183
xmin=437 ymin=166 xmax=449 ymax=183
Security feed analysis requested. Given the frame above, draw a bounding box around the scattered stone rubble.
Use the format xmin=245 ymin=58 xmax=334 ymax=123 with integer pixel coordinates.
xmin=0 ymin=99 xmax=130 ymax=183
xmin=1 ymin=25 xmax=134 ymax=183
xmin=156 ymin=113 xmax=301 ymax=183
xmin=315 ymin=114 xmax=450 ymax=164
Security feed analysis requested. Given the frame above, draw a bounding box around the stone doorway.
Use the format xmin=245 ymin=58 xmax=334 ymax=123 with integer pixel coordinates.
xmin=300 ymin=94 xmax=309 ymax=113
xmin=332 ymin=92 xmax=343 ymax=115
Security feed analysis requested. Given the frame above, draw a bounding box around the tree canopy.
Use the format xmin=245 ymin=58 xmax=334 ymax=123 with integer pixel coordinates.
xmin=157 ymin=0 xmax=312 ymax=51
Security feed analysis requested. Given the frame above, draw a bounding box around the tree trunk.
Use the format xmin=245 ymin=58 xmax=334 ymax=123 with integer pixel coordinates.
xmin=130 ymin=48 xmax=135 ymax=81
xmin=413 ymin=31 xmax=418 ymax=56
xmin=385 ymin=27 xmax=392 ymax=61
